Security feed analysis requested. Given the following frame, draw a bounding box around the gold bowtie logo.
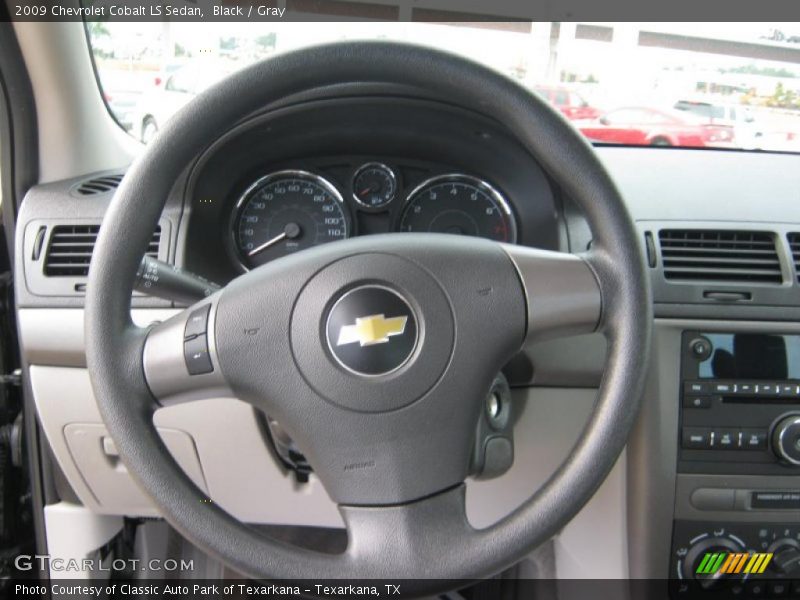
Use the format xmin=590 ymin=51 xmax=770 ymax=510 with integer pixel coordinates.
xmin=337 ymin=314 xmax=408 ymax=347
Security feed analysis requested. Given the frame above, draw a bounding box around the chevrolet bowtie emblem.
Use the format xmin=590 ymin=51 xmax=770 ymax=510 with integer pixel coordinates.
xmin=337 ymin=314 xmax=408 ymax=347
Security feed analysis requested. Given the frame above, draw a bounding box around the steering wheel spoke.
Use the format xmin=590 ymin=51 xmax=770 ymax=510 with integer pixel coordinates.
xmin=142 ymin=294 xmax=234 ymax=405
xmin=340 ymin=485 xmax=473 ymax=577
xmin=502 ymin=245 xmax=602 ymax=343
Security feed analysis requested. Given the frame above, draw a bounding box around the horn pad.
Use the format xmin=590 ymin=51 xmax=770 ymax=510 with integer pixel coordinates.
xmin=290 ymin=252 xmax=454 ymax=413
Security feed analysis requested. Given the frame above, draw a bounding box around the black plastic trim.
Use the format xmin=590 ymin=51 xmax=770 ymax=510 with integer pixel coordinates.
xmin=0 ymin=18 xmax=38 ymax=259
xmin=0 ymin=15 xmax=48 ymax=581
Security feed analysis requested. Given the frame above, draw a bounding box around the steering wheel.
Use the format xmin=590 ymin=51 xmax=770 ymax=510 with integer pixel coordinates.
xmin=85 ymin=41 xmax=651 ymax=587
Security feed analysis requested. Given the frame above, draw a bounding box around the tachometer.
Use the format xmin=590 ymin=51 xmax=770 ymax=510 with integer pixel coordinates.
xmin=398 ymin=174 xmax=516 ymax=243
xmin=232 ymin=170 xmax=350 ymax=270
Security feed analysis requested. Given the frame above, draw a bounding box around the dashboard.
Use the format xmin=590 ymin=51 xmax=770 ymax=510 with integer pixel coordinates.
xmin=181 ymin=96 xmax=560 ymax=284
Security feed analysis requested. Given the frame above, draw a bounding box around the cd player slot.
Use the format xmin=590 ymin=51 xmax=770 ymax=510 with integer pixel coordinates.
xmin=722 ymin=395 xmax=800 ymax=404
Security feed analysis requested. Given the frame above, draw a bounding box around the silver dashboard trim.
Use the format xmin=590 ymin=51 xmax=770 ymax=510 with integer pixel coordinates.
xmin=228 ymin=169 xmax=349 ymax=272
xmin=399 ymin=173 xmax=518 ymax=243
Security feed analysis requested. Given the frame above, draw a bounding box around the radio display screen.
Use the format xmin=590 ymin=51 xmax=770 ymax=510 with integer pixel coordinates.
xmin=698 ymin=333 xmax=800 ymax=380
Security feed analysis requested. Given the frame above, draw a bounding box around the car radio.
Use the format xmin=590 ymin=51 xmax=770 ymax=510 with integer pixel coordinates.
xmin=679 ymin=331 xmax=800 ymax=475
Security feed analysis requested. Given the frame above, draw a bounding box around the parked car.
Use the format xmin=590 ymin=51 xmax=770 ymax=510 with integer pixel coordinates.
xmin=131 ymin=61 xmax=232 ymax=143
xmin=95 ymin=69 xmax=142 ymax=132
xmin=577 ymin=106 xmax=735 ymax=147
xmin=674 ymin=99 xmax=763 ymax=149
xmin=533 ymin=85 xmax=601 ymax=120
xmin=102 ymin=90 xmax=139 ymax=132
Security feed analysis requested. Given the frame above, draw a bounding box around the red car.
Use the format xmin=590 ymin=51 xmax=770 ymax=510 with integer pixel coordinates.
xmin=534 ymin=85 xmax=601 ymax=120
xmin=577 ymin=106 xmax=735 ymax=147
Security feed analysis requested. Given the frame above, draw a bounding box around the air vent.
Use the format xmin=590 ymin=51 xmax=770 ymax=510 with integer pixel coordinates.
xmin=44 ymin=225 xmax=161 ymax=277
xmin=789 ymin=233 xmax=800 ymax=282
xmin=75 ymin=174 xmax=123 ymax=196
xmin=659 ymin=229 xmax=782 ymax=284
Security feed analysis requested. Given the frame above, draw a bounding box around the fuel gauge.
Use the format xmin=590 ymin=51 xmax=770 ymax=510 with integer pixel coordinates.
xmin=352 ymin=162 xmax=397 ymax=209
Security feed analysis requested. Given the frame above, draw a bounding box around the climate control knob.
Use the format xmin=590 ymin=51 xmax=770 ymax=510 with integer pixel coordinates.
xmin=683 ymin=536 xmax=746 ymax=588
xmin=768 ymin=539 xmax=800 ymax=576
xmin=772 ymin=414 xmax=800 ymax=466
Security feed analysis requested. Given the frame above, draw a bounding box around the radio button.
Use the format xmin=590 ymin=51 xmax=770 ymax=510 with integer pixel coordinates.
xmin=714 ymin=429 xmax=738 ymax=449
xmin=737 ymin=382 xmax=755 ymax=395
xmin=684 ymin=381 xmax=710 ymax=395
xmin=779 ymin=384 xmax=800 ymax=397
xmin=756 ymin=383 xmax=778 ymax=394
xmin=713 ymin=382 xmax=735 ymax=394
xmin=683 ymin=395 xmax=712 ymax=409
xmin=682 ymin=427 xmax=712 ymax=449
xmin=741 ymin=429 xmax=768 ymax=450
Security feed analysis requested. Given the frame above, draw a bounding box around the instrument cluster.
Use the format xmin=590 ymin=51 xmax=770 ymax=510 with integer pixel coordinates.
xmin=228 ymin=161 xmax=518 ymax=271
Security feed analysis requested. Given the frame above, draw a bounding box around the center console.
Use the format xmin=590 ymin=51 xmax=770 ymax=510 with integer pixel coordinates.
xmin=670 ymin=331 xmax=800 ymax=595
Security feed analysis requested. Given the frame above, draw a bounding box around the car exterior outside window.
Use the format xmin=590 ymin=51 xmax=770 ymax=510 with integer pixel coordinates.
xmin=87 ymin=21 xmax=800 ymax=153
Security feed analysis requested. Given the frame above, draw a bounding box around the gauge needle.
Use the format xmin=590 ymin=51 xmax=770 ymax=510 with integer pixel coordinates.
xmin=247 ymin=232 xmax=287 ymax=257
xmin=360 ymin=183 xmax=381 ymax=196
xmin=247 ymin=223 xmax=302 ymax=258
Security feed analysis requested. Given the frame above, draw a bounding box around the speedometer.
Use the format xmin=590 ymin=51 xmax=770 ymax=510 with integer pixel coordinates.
xmin=398 ymin=174 xmax=517 ymax=243
xmin=231 ymin=170 xmax=351 ymax=270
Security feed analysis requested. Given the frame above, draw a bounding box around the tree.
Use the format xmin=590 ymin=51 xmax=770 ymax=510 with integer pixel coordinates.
xmin=87 ymin=22 xmax=109 ymax=38
xmin=220 ymin=37 xmax=237 ymax=51
xmin=255 ymin=33 xmax=277 ymax=53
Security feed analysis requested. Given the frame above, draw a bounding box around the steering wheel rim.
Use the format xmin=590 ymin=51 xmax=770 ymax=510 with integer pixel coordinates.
xmin=85 ymin=41 xmax=651 ymax=586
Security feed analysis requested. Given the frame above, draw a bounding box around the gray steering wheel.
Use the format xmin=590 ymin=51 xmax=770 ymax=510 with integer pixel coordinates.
xmin=85 ymin=41 xmax=651 ymax=587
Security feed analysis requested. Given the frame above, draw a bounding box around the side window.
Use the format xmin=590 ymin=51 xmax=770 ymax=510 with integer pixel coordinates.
xmin=676 ymin=103 xmax=711 ymax=119
xmin=554 ymin=90 xmax=569 ymax=106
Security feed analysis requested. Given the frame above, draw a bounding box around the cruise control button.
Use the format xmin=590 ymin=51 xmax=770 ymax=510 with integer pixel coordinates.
xmin=184 ymin=334 xmax=213 ymax=375
xmin=184 ymin=304 xmax=211 ymax=340
xmin=682 ymin=427 xmax=712 ymax=449
xmin=683 ymin=395 xmax=712 ymax=409
xmin=741 ymin=429 xmax=767 ymax=450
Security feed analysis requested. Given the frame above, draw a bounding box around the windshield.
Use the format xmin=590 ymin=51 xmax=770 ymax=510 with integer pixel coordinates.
xmin=88 ymin=21 xmax=800 ymax=153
